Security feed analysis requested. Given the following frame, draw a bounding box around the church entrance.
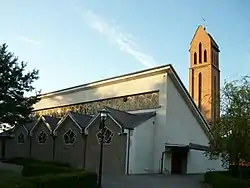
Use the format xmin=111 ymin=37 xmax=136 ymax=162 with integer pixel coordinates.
xmin=165 ymin=144 xmax=189 ymax=174
xmin=171 ymin=151 xmax=188 ymax=174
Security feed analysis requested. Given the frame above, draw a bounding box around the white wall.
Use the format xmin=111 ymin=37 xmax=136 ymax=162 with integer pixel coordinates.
xmin=34 ymin=73 xmax=167 ymax=110
xmin=129 ymin=117 xmax=155 ymax=174
xmin=166 ymin=75 xmax=209 ymax=146
xmin=152 ymin=73 xmax=168 ymax=173
xmin=165 ymin=75 xmax=225 ymax=174
xmin=187 ymin=149 xmax=225 ymax=174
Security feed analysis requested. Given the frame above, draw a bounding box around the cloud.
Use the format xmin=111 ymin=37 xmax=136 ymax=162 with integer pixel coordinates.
xmin=80 ymin=9 xmax=157 ymax=68
xmin=18 ymin=36 xmax=41 ymax=45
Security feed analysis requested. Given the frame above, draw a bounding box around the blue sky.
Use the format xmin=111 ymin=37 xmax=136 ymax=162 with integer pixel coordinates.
xmin=0 ymin=0 xmax=249 ymax=94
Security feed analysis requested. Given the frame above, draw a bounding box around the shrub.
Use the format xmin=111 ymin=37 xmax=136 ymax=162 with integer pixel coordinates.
xmin=205 ymin=171 xmax=250 ymax=188
xmin=2 ymin=157 xmax=40 ymax=165
xmin=22 ymin=164 xmax=75 ymax=177
xmin=229 ymin=165 xmax=250 ymax=179
xmin=2 ymin=157 xmax=70 ymax=167
xmin=1 ymin=171 xmax=97 ymax=188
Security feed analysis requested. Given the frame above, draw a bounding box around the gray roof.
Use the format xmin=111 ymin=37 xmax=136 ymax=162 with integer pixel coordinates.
xmin=208 ymin=33 xmax=220 ymax=52
xmin=104 ymin=106 xmax=156 ymax=129
xmin=0 ymin=128 xmax=14 ymax=137
xmin=43 ymin=116 xmax=60 ymax=130
xmin=69 ymin=112 xmax=92 ymax=128
xmin=24 ymin=120 xmax=38 ymax=131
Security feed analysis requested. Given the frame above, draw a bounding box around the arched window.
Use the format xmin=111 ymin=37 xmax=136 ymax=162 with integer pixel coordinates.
xmin=199 ymin=43 xmax=202 ymax=63
xmin=198 ymin=73 xmax=202 ymax=109
xmin=194 ymin=52 xmax=197 ymax=65
xmin=204 ymin=50 xmax=207 ymax=62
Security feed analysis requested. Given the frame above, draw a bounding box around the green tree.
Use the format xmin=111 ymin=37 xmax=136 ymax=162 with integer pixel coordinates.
xmin=0 ymin=43 xmax=40 ymax=129
xmin=206 ymin=75 xmax=250 ymax=177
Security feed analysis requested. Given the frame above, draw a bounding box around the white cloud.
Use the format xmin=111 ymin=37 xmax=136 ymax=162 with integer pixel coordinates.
xmin=80 ymin=9 xmax=157 ymax=68
xmin=18 ymin=36 xmax=41 ymax=45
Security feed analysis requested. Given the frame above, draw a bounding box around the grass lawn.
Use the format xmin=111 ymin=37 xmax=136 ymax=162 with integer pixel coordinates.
xmin=0 ymin=170 xmax=20 ymax=185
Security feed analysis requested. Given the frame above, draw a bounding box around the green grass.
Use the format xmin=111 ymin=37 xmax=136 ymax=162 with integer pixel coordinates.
xmin=0 ymin=170 xmax=20 ymax=185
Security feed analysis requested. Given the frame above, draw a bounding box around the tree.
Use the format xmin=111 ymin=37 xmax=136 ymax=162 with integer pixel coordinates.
xmin=0 ymin=43 xmax=40 ymax=131
xmin=206 ymin=75 xmax=250 ymax=176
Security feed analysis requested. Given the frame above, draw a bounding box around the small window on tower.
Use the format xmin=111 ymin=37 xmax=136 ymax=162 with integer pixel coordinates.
xmin=199 ymin=43 xmax=202 ymax=63
xmin=198 ymin=72 xmax=202 ymax=110
xmin=204 ymin=50 xmax=207 ymax=62
xmin=194 ymin=52 xmax=197 ymax=65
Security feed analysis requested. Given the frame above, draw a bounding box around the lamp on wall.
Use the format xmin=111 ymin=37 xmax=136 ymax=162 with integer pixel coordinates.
xmin=97 ymin=108 xmax=109 ymax=188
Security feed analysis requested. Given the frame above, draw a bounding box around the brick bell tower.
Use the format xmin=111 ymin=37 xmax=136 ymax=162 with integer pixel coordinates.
xmin=189 ymin=25 xmax=220 ymax=125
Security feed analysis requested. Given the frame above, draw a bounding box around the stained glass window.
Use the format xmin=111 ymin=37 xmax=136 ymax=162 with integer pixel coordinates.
xmin=64 ymin=129 xmax=77 ymax=145
xmin=17 ymin=132 xmax=25 ymax=144
xmin=37 ymin=130 xmax=48 ymax=144
xmin=96 ymin=126 xmax=114 ymax=145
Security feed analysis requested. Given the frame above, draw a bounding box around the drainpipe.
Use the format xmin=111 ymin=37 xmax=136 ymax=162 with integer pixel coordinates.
xmin=160 ymin=151 xmax=166 ymax=174
xmin=126 ymin=130 xmax=131 ymax=175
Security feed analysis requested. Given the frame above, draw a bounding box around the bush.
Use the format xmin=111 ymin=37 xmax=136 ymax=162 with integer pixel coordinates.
xmin=229 ymin=165 xmax=250 ymax=179
xmin=205 ymin=171 xmax=250 ymax=188
xmin=1 ymin=171 xmax=97 ymax=188
xmin=22 ymin=164 xmax=75 ymax=177
xmin=2 ymin=157 xmax=70 ymax=167
xmin=2 ymin=157 xmax=40 ymax=165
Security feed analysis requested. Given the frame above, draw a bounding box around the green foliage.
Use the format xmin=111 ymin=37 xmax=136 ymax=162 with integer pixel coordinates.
xmin=229 ymin=165 xmax=250 ymax=180
xmin=3 ymin=157 xmax=70 ymax=167
xmin=22 ymin=164 xmax=74 ymax=177
xmin=1 ymin=171 xmax=97 ymax=188
xmin=205 ymin=171 xmax=250 ymax=188
xmin=206 ymin=75 xmax=250 ymax=171
xmin=0 ymin=43 xmax=40 ymax=127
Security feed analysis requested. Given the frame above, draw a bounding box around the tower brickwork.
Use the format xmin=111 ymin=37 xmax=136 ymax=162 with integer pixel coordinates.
xmin=189 ymin=25 xmax=220 ymax=125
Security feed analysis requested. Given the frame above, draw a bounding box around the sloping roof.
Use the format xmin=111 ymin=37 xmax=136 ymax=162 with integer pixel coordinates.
xmin=69 ymin=112 xmax=93 ymax=128
xmin=190 ymin=25 xmax=220 ymax=52
xmin=24 ymin=120 xmax=38 ymax=131
xmin=30 ymin=115 xmax=60 ymax=135
xmin=0 ymin=128 xmax=14 ymax=137
xmin=38 ymin=64 xmax=172 ymax=98
xmin=104 ymin=106 xmax=156 ymax=129
xmin=43 ymin=116 xmax=60 ymax=130
xmin=208 ymin=33 xmax=220 ymax=52
xmin=53 ymin=112 xmax=93 ymax=134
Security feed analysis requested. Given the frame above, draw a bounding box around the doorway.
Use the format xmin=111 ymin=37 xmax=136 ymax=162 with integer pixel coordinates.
xmin=171 ymin=151 xmax=187 ymax=174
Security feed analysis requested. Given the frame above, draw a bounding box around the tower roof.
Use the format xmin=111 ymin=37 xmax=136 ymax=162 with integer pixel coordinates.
xmin=190 ymin=25 xmax=220 ymax=52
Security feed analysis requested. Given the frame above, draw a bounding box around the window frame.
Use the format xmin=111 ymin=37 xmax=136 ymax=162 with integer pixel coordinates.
xmin=194 ymin=52 xmax=197 ymax=65
xmin=199 ymin=43 xmax=202 ymax=63
xmin=63 ymin=128 xmax=77 ymax=145
xmin=204 ymin=49 xmax=207 ymax=62
xmin=37 ymin=130 xmax=48 ymax=145
xmin=96 ymin=126 xmax=115 ymax=146
xmin=17 ymin=132 xmax=25 ymax=144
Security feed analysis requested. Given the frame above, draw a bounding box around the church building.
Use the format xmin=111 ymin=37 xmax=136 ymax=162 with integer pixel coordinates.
xmin=0 ymin=25 xmax=224 ymax=175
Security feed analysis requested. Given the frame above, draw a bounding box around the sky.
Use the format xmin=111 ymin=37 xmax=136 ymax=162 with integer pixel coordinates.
xmin=0 ymin=0 xmax=249 ymax=94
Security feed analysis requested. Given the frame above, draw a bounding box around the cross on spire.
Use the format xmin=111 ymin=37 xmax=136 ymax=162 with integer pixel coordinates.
xmin=202 ymin=17 xmax=206 ymax=30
